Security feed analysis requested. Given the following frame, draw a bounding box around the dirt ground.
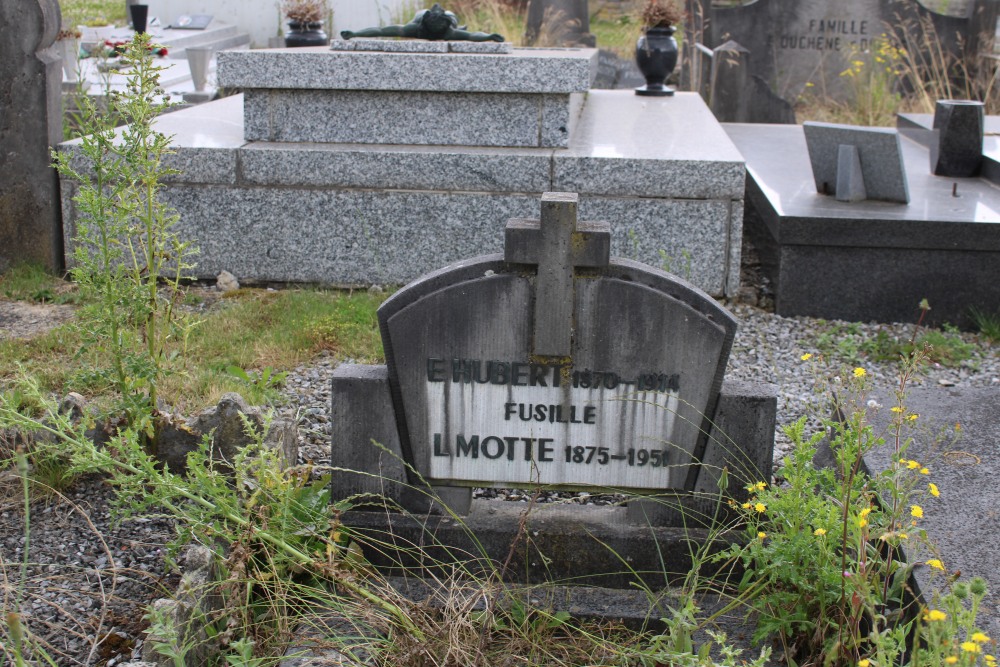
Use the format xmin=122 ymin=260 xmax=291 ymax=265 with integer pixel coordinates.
xmin=0 ymin=299 xmax=76 ymax=340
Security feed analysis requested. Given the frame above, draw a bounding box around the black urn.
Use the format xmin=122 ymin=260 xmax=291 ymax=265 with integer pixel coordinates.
xmin=635 ymin=26 xmax=678 ymax=97
xmin=284 ymin=20 xmax=330 ymax=47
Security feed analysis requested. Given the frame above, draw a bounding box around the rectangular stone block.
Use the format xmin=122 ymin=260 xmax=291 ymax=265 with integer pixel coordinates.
xmin=242 ymin=89 xmax=576 ymax=147
xmin=329 ymin=364 xmax=407 ymax=503
xmin=146 ymin=185 xmax=734 ymax=298
xmin=217 ymin=47 xmax=597 ymax=94
xmin=554 ymin=93 xmax=745 ymax=199
xmin=239 ymin=144 xmax=552 ymax=193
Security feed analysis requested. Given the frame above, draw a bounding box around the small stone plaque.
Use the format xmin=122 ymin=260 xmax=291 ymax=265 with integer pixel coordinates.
xmin=803 ymin=121 xmax=910 ymax=204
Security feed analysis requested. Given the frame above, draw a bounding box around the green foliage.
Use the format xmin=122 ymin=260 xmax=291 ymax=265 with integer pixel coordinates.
xmin=0 ymin=263 xmax=79 ymax=305
xmin=484 ymin=599 xmax=571 ymax=634
xmin=913 ymin=578 xmax=994 ymax=667
xmin=969 ymin=306 xmax=1000 ymax=343
xmin=51 ymin=34 xmax=198 ymax=433
xmin=724 ymin=358 xmax=957 ymax=667
xmin=225 ymin=366 xmax=289 ymax=402
xmin=59 ymin=0 xmax=128 ymax=27
xmin=813 ymin=320 xmax=975 ymax=367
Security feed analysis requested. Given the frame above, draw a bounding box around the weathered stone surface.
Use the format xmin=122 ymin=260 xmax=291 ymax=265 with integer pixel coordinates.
xmin=142 ymin=545 xmax=221 ymax=666
xmin=154 ymin=393 xmax=298 ymax=473
xmin=0 ymin=0 xmax=64 ymax=273
xmin=864 ymin=386 xmax=1000 ymax=639
xmin=696 ymin=0 xmax=997 ymax=105
xmin=378 ymin=195 xmax=740 ymax=494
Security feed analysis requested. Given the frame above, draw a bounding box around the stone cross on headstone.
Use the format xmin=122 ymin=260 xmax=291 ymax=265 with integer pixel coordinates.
xmin=504 ymin=192 xmax=610 ymax=357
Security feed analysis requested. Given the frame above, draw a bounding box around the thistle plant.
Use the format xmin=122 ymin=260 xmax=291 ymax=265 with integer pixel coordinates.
xmin=52 ymin=33 xmax=197 ymax=437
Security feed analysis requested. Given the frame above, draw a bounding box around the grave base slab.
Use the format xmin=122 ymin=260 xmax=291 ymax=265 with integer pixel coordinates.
xmin=330 ymin=363 xmax=775 ymax=527
xmin=725 ymin=122 xmax=1000 ymax=327
xmin=59 ymin=91 xmax=746 ymax=298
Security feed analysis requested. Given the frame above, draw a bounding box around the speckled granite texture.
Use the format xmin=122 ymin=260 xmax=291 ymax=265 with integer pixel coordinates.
xmin=329 ymin=39 xmax=513 ymax=54
xmin=59 ymin=91 xmax=746 ymax=297
xmin=145 ymin=188 xmax=733 ymax=294
xmin=243 ymin=89 xmax=580 ymax=147
xmin=216 ymin=47 xmax=596 ymax=93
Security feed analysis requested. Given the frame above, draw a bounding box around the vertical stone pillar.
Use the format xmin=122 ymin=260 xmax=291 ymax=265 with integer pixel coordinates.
xmin=0 ymin=0 xmax=65 ymax=273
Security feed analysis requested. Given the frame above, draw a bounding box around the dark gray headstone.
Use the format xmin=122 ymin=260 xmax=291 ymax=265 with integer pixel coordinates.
xmin=378 ymin=192 xmax=738 ymax=493
xmin=0 ymin=0 xmax=64 ymax=273
xmin=930 ymin=99 xmax=984 ymax=177
xmin=803 ymin=121 xmax=910 ymax=203
xmin=694 ymin=0 xmax=998 ymax=106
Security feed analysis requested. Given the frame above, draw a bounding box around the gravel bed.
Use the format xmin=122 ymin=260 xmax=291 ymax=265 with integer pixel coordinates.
xmin=0 ymin=475 xmax=178 ymax=666
xmin=2 ymin=302 xmax=996 ymax=666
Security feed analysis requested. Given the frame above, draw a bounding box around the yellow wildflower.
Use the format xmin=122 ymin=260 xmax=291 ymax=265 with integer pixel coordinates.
xmin=945 ymin=657 xmax=958 ymax=664
xmin=860 ymin=507 xmax=872 ymax=518
xmin=754 ymin=502 xmax=767 ymax=513
xmin=911 ymin=505 xmax=924 ymax=518
xmin=899 ymin=533 xmax=908 ymax=539
xmin=926 ymin=609 xmax=947 ymax=622
xmin=926 ymin=559 xmax=945 ymax=571
xmin=758 ymin=531 xmax=767 ymax=540
xmin=854 ymin=367 xmax=867 ymax=377
xmin=858 ymin=660 xmax=871 ymax=667
xmin=929 ymin=483 xmax=940 ymax=497
xmin=908 ymin=413 xmax=919 ymax=421
xmin=961 ymin=642 xmax=981 ymax=654
xmin=891 ymin=406 xmax=904 ymax=413
xmin=754 ymin=481 xmax=767 ymax=491
xmin=906 ymin=460 xmax=920 ymax=470
xmin=814 ymin=528 xmax=827 ymax=536
xmin=801 ymin=353 xmax=813 ymax=361
xmin=971 ymin=633 xmax=991 ymax=644
xmin=741 ymin=502 xmax=751 ymax=510
xmin=920 ymin=467 xmax=930 ymax=475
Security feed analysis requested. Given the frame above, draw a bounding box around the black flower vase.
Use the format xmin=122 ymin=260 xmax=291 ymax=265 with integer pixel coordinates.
xmin=129 ymin=3 xmax=149 ymax=34
xmin=284 ymin=20 xmax=330 ymax=47
xmin=635 ymin=26 xmax=678 ymax=97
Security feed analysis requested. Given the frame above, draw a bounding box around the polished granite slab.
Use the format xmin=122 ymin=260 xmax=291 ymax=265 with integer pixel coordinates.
xmin=724 ymin=122 xmax=1000 ymax=325
xmin=61 ymin=91 xmax=745 ymax=296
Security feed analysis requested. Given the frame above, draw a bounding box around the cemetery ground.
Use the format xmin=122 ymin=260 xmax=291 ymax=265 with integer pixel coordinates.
xmin=5 ymin=1 xmax=1000 ymax=665
xmin=1 ymin=259 xmax=999 ymax=665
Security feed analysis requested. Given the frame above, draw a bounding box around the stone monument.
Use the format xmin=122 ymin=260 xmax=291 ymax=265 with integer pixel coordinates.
xmin=61 ymin=34 xmax=746 ymax=300
xmin=331 ymin=192 xmax=775 ymax=518
xmin=1 ymin=0 xmax=65 ymax=273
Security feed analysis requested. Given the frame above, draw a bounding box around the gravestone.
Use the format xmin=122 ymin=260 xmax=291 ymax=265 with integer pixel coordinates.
xmin=690 ymin=0 xmax=998 ymax=105
xmin=330 ymin=192 xmax=776 ymax=539
xmin=0 ymin=0 xmax=64 ymax=273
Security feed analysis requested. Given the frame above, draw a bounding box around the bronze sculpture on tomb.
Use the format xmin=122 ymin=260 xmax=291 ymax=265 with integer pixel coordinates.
xmin=340 ymin=3 xmax=504 ymax=42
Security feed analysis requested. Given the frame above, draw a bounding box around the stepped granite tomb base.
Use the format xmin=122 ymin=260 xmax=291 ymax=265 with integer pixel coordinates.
xmin=59 ymin=45 xmax=745 ymax=298
xmin=725 ymin=121 xmax=1000 ymax=326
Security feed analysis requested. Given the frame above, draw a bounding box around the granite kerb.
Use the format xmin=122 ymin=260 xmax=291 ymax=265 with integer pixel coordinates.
xmin=216 ymin=47 xmax=598 ymax=94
